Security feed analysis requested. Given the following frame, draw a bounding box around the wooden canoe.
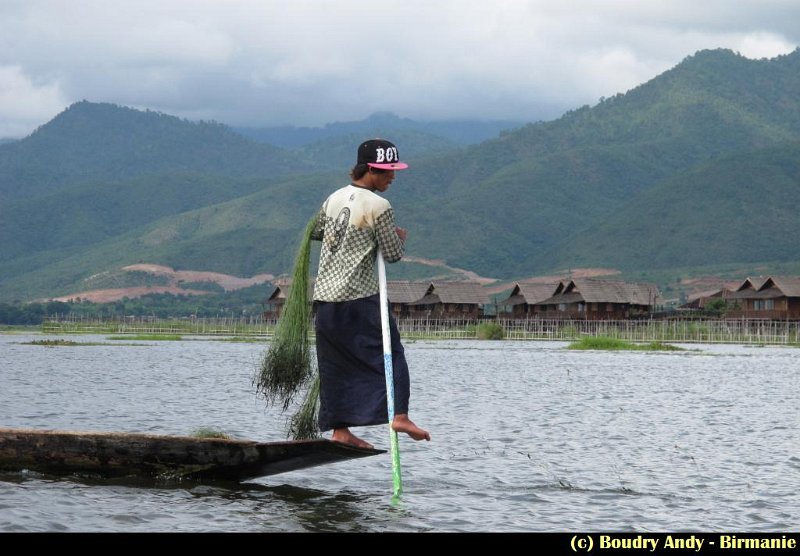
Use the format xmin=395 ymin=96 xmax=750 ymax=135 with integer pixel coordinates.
xmin=0 ymin=427 xmax=384 ymax=481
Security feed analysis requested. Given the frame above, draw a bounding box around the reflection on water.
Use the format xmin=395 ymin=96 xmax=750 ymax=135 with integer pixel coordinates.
xmin=1 ymin=334 xmax=798 ymax=531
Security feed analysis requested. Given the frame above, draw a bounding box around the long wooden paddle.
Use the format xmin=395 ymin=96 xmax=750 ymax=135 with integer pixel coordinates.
xmin=377 ymin=249 xmax=403 ymax=499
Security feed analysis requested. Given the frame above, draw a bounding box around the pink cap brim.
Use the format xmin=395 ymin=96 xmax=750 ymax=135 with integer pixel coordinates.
xmin=368 ymin=162 xmax=409 ymax=170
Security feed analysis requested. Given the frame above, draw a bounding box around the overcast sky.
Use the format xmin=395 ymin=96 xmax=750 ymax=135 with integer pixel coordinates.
xmin=1 ymin=1 xmax=798 ymax=138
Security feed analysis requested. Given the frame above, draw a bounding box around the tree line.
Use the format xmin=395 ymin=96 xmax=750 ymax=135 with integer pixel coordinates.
xmin=0 ymin=285 xmax=269 ymax=325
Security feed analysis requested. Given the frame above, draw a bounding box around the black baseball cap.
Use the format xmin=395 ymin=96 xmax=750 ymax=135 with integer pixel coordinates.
xmin=357 ymin=139 xmax=409 ymax=170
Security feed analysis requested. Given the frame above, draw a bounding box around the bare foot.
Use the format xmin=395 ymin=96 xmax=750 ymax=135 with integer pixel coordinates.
xmin=331 ymin=428 xmax=374 ymax=449
xmin=392 ymin=414 xmax=431 ymax=441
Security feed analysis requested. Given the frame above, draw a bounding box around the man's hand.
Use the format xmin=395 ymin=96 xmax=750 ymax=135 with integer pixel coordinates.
xmin=395 ymin=227 xmax=408 ymax=241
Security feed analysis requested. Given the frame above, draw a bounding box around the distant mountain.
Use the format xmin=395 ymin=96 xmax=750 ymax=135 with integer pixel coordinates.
xmin=2 ymin=49 xmax=800 ymax=302
xmin=0 ymin=172 xmax=286 ymax=265
xmin=289 ymin=129 xmax=464 ymax=170
xmin=388 ymin=48 xmax=800 ymax=276
xmin=0 ymin=101 xmax=312 ymax=202
xmin=234 ymin=111 xmax=524 ymax=148
xmin=549 ymin=141 xmax=800 ymax=270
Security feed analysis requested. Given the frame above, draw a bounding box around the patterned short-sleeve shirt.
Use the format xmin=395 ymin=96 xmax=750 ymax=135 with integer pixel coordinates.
xmin=311 ymin=184 xmax=405 ymax=302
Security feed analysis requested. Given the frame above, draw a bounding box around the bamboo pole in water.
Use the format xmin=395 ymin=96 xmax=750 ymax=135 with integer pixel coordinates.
xmin=377 ymin=249 xmax=402 ymax=499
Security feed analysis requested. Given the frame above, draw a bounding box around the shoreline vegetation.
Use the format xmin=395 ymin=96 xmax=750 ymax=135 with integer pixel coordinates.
xmin=565 ymin=337 xmax=686 ymax=351
xmin=21 ymin=338 xmax=152 ymax=347
xmin=14 ymin=316 xmax=798 ymax=346
xmin=20 ymin=334 xmax=696 ymax=351
xmin=24 ymin=339 xmax=103 ymax=347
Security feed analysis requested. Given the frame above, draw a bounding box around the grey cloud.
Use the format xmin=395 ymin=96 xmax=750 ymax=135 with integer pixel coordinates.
xmin=1 ymin=0 xmax=798 ymax=138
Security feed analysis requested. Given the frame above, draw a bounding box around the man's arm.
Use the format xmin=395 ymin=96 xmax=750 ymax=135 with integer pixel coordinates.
xmin=375 ymin=208 xmax=405 ymax=262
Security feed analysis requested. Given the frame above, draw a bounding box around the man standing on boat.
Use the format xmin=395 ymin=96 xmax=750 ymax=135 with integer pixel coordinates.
xmin=309 ymin=139 xmax=431 ymax=449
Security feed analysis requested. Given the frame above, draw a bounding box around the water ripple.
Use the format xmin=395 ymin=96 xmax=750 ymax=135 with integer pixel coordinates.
xmin=1 ymin=335 xmax=798 ymax=531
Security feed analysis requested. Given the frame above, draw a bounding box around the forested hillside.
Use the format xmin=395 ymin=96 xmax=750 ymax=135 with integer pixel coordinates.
xmin=2 ymin=48 xmax=799 ymax=302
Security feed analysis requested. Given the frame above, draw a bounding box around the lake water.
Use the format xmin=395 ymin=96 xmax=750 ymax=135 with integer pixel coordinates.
xmin=1 ymin=333 xmax=798 ymax=532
